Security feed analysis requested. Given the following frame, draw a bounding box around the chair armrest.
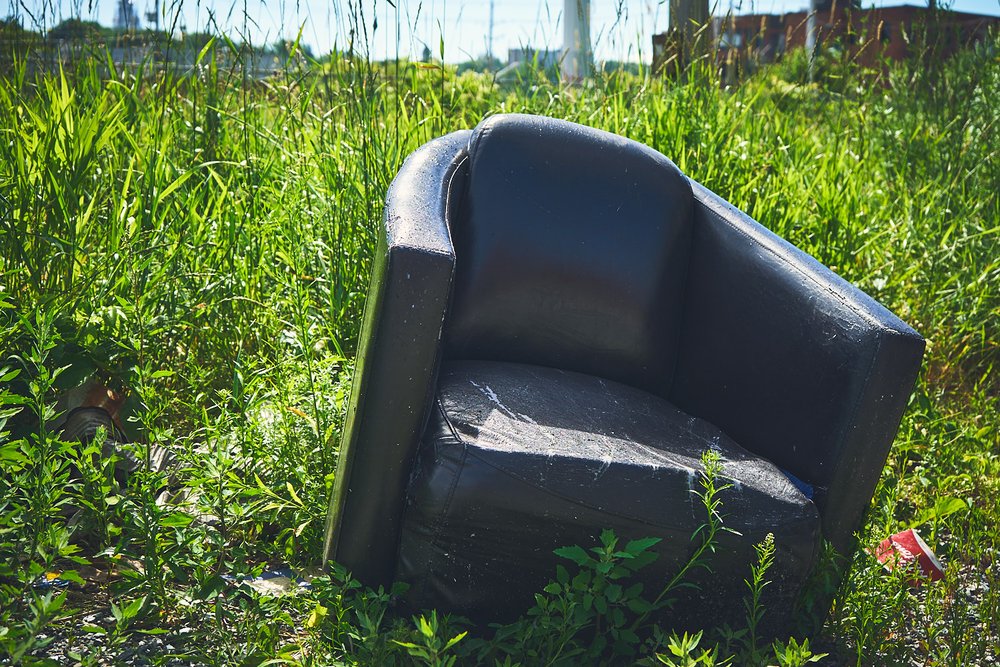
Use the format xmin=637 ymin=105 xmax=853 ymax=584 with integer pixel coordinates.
xmin=670 ymin=180 xmax=924 ymax=553
xmin=323 ymin=131 xmax=471 ymax=586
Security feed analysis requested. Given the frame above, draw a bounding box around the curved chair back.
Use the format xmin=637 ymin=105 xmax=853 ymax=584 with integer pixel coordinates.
xmin=444 ymin=114 xmax=694 ymax=392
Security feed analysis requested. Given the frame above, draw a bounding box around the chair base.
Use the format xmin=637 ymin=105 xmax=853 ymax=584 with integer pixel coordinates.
xmin=395 ymin=360 xmax=821 ymax=630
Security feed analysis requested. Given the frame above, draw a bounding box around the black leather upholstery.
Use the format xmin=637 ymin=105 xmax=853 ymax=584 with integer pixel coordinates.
xmin=397 ymin=360 xmax=820 ymax=626
xmin=323 ymin=130 xmax=470 ymax=587
xmin=323 ymin=114 xmax=924 ymax=626
xmin=444 ymin=115 xmax=693 ymax=392
xmin=670 ymin=181 xmax=925 ymax=553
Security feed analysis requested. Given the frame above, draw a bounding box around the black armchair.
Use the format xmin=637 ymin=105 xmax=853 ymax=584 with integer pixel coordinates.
xmin=323 ymin=114 xmax=924 ymax=629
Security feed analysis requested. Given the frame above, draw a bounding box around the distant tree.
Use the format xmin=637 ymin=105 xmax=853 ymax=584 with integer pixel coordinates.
xmin=48 ymin=18 xmax=105 ymax=42
xmin=1 ymin=16 xmax=32 ymax=35
xmin=0 ymin=16 xmax=41 ymax=61
xmin=456 ymin=54 xmax=503 ymax=74
xmin=270 ymin=38 xmax=314 ymax=60
xmin=182 ymin=31 xmax=215 ymax=52
xmin=600 ymin=60 xmax=641 ymax=75
xmin=1 ymin=16 xmax=38 ymax=41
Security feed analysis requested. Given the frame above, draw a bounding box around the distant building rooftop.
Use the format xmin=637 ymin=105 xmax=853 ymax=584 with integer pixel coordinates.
xmin=653 ymin=4 xmax=999 ymax=75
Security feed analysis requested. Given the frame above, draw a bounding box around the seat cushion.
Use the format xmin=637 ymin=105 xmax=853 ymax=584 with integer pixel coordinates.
xmin=443 ymin=114 xmax=693 ymax=392
xmin=396 ymin=360 xmax=821 ymax=628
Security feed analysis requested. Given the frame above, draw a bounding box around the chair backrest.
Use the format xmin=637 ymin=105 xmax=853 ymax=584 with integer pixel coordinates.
xmin=443 ymin=114 xmax=694 ymax=391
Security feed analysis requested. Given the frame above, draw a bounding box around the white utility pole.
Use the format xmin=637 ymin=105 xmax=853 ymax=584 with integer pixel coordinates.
xmin=806 ymin=0 xmax=817 ymax=80
xmin=488 ymin=0 xmax=495 ymax=62
xmin=563 ymin=0 xmax=592 ymax=81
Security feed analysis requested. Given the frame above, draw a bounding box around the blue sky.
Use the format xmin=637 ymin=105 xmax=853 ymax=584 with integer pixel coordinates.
xmin=10 ymin=0 xmax=1000 ymax=62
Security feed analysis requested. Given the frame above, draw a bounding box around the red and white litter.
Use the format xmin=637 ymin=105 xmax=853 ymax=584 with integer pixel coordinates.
xmin=874 ymin=528 xmax=945 ymax=584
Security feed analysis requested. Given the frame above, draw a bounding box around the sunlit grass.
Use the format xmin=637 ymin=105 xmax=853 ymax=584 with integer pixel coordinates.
xmin=0 ymin=22 xmax=997 ymax=665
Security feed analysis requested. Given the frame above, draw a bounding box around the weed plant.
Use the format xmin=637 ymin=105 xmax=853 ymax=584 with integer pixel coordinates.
xmin=0 ymin=8 xmax=997 ymax=665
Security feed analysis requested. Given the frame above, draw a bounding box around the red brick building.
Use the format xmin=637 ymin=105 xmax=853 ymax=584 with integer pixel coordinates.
xmin=653 ymin=4 xmax=998 ymax=74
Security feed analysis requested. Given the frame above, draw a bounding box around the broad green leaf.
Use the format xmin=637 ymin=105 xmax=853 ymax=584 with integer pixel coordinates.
xmin=554 ymin=545 xmax=589 ymax=565
xmin=913 ymin=496 xmax=968 ymax=527
xmin=160 ymin=512 xmax=194 ymax=527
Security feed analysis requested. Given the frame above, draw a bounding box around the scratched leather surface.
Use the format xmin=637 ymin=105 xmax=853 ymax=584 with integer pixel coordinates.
xmin=396 ymin=360 xmax=820 ymax=626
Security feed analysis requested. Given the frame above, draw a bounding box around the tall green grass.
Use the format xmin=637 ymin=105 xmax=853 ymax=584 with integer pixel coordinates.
xmin=0 ymin=20 xmax=997 ymax=665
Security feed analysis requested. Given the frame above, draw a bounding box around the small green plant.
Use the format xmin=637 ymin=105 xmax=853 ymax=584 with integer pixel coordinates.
xmin=468 ymin=450 xmax=732 ymax=665
xmin=0 ymin=590 xmax=69 ymax=664
xmin=654 ymin=630 xmax=718 ymax=666
xmin=771 ymin=636 xmax=828 ymax=666
xmin=549 ymin=529 xmax=661 ymax=657
xmin=307 ymin=564 xmax=403 ymax=664
xmin=392 ymin=610 xmax=468 ymax=667
xmin=741 ymin=533 xmax=776 ymax=662
xmin=638 ymin=450 xmax=734 ymax=627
